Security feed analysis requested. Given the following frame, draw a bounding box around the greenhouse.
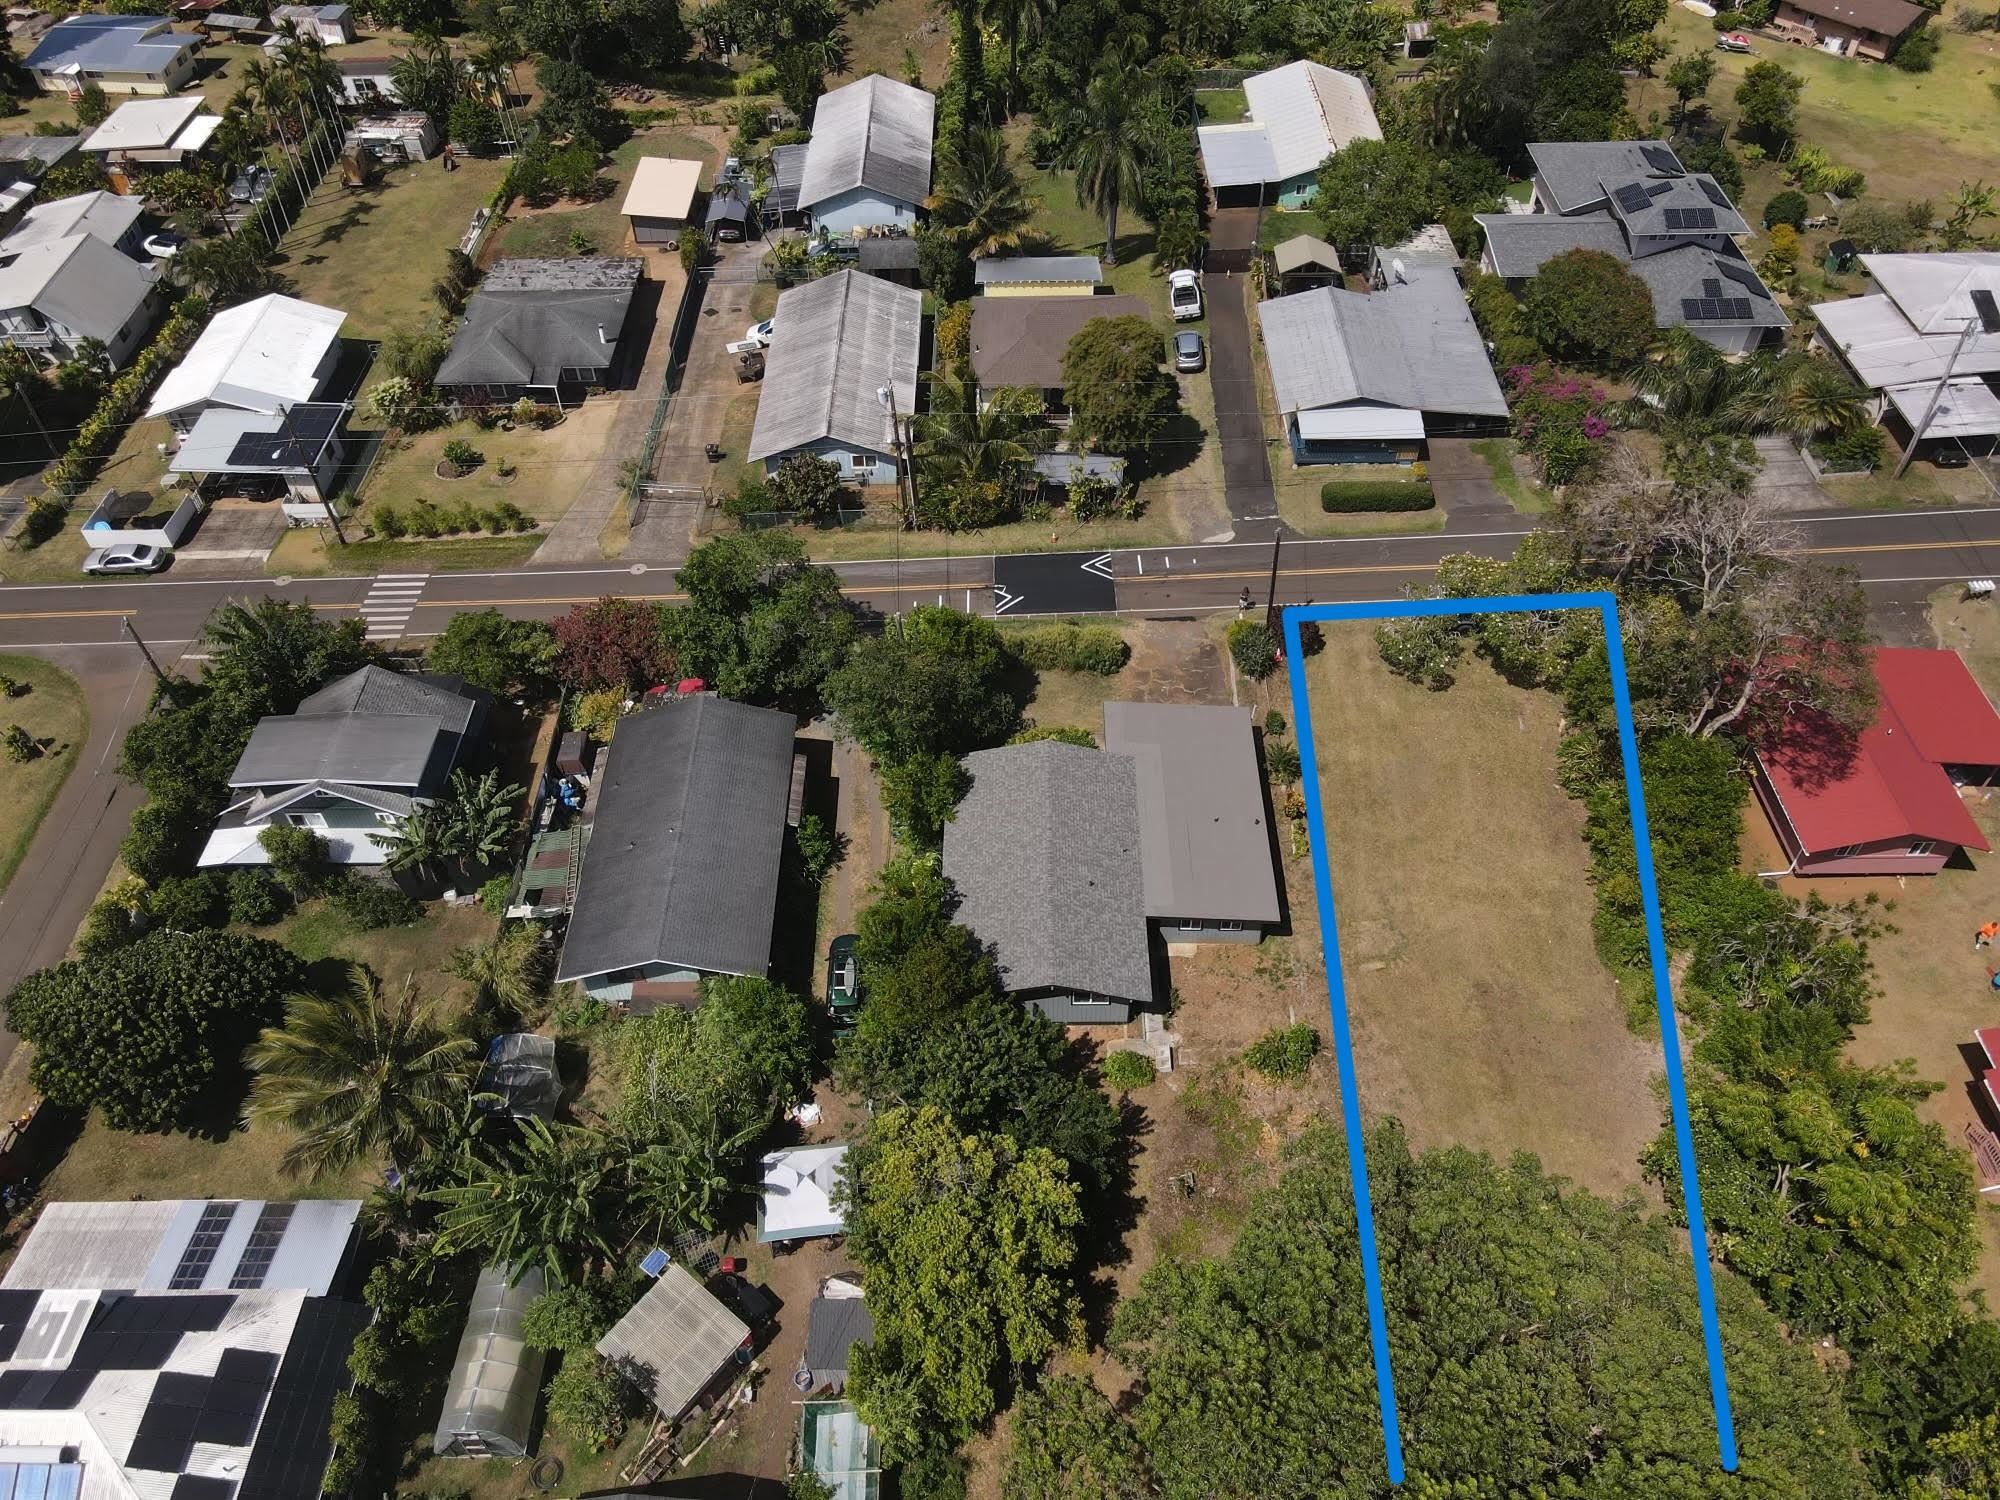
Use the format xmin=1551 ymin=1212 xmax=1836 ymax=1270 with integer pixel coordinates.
xmin=432 ymin=1263 xmax=547 ymax=1458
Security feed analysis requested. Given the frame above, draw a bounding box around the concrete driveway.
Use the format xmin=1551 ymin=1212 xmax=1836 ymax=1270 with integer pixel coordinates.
xmin=169 ymin=499 xmax=288 ymax=574
xmin=1426 ymin=438 xmax=1516 ymax=531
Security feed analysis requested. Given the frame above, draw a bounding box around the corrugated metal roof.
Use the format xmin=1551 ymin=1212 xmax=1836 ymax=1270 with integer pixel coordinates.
xmin=1 ymin=189 xmax=142 ymax=251
xmin=746 ymin=269 xmax=920 ymax=461
xmin=596 ymin=1265 xmax=748 ymax=1420
xmin=770 ymin=142 xmax=808 ymax=215
xmin=0 ymin=232 xmax=156 ymax=346
xmin=1875 ymin=647 xmax=2000 ymax=765
xmin=1885 ymin=377 xmax=2000 ymax=438
xmin=1196 ymin=122 xmax=1279 ymax=189
xmin=973 ymin=255 xmax=1102 ymax=286
xmin=1864 ymin=251 xmax=2000 ymax=334
xmin=1241 ymin=60 xmax=1380 ymax=182
xmin=799 ymin=74 xmax=935 ymax=211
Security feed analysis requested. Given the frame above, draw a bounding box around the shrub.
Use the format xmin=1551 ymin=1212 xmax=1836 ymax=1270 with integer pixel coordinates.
xmin=328 ymin=875 xmax=421 ymax=930
xmin=442 ymin=438 xmax=483 ymax=470
xmin=1264 ymin=740 xmax=1302 ymax=783
xmin=1011 ymin=725 xmax=1097 ymax=747
xmin=768 ymin=454 xmax=846 ymax=518
xmin=794 ymin=812 xmax=841 ymax=883
xmin=1892 ymin=25 xmax=1940 ymax=70
xmin=569 ymin=687 xmax=625 ymax=741
xmin=1319 ymin=479 xmax=1435 ymax=513
xmin=553 ymin=990 xmax=610 ymax=1032
xmin=1762 ymin=188 xmax=1809 ymax=230
xmin=679 ymin=228 xmax=709 ymax=274
xmin=1102 ymin=1051 xmax=1156 ymax=1092
xmin=1228 ymin=619 xmax=1279 ymax=681
xmin=371 ymin=503 xmax=407 ymax=540
xmin=1067 ymin=472 xmax=1120 ymax=521
xmin=258 ymin=824 xmax=329 ymax=899
xmin=226 ymin=868 xmax=289 ymax=926
xmin=76 ymin=899 xmax=142 ymax=958
xmin=1810 ymin=422 xmax=1887 ymax=472
xmin=3 ymin=724 xmax=34 ymax=762
xmin=1008 ymin=622 xmax=1129 ymax=675
xmin=479 ymin=874 xmax=513 ymax=916
xmin=1264 ymin=710 xmax=1287 ymax=736
xmin=1244 ymin=1022 xmax=1320 ymax=1081
xmin=544 ymin=1353 xmax=633 ymax=1450
xmin=148 ymin=873 xmax=222 ymax=931
xmin=119 ymin=795 xmax=203 ymax=884
xmin=1507 ymin=365 xmax=1612 ymax=485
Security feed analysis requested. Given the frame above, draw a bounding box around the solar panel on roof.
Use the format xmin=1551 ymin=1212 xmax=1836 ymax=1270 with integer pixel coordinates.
xmin=1687 ymin=207 xmax=1717 ymax=229
xmin=169 ymin=1478 xmax=235 ymax=1500
xmin=1714 ymin=258 xmax=1763 ymax=292
xmin=1640 ymin=144 xmax=1681 ymax=174
xmin=229 ymin=1202 xmax=295 ymax=1290
xmin=1702 ymin=278 xmax=1723 ymax=298
xmin=1726 ymin=297 xmax=1753 ymax=319
xmin=169 ymin=1203 xmax=238 ymax=1290
xmin=1614 ymin=183 xmax=1652 ymax=213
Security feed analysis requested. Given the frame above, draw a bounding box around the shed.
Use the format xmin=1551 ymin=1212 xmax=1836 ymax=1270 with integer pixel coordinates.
xmin=803 ymin=1282 xmax=872 ymax=1391
xmin=1271 ymin=233 xmax=1343 ymax=290
xmin=621 ymin=156 xmax=702 ymax=244
xmin=596 ymin=1263 xmax=750 ymax=1421
xmin=759 ymin=1144 xmax=849 ymax=1242
xmin=433 ymin=1264 xmax=547 ymax=1459
xmin=480 ymin=1032 xmax=560 ymax=1119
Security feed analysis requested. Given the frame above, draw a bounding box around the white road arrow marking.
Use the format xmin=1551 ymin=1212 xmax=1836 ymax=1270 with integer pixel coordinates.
xmin=1081 ymin=553 xmax=1115 ymax=579
xmin=992 ymin=584 xmax=1024 ymax=613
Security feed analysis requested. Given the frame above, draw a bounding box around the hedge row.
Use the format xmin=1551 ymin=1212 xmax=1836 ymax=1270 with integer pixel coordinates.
xmin=1319 ymin=479 xmax=1435 ymax=513
xmin=1008 ymin=622 xmax=1130 ymax=675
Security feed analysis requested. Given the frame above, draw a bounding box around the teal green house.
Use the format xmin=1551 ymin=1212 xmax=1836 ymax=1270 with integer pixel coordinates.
xmin=1197 ymin=60 xmax=1381 ymax=209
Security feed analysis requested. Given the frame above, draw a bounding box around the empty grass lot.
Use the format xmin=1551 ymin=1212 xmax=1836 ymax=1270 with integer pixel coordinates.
xmin=276 ymin=155 xmax=512 ymax=341
xmin=1308 ymin=621 xmax=1663 ymax=1198
xmin=0 ymin=655 xmax=86 ymax=900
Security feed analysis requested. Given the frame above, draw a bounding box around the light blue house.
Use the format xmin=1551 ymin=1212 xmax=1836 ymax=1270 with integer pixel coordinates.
xmin=799 ymin=74 xmax=935 ymax=235
xmin=1196 ymin=60 xmax=1380 ymax=209
xmin=746 ymin=269 xmax=921 ymax=488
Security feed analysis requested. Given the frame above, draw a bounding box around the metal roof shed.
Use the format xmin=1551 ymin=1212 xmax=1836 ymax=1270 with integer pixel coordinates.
xmin=433 ymin=1263 xmax=547 ymax=1459
xmin=596 ymin=1263 xmax=749 ymax=1421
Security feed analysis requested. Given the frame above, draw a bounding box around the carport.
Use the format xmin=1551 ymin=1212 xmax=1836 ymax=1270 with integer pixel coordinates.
xmin=169 ymin=401 xmax=349 ymax=506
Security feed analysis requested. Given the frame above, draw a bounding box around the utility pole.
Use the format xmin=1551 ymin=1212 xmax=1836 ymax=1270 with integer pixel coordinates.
xmin=1263 ymin=527 xmax=1283 ymax=635
xmin=1892 ymin=290 xmax=2000 ymax=479
xmin=877 ymin=383 xmax=916 ymax=529
xmin=280 ymin=402 xmax=346 ymax=544
xmin=121 ymin=616 xmax=166 ymax=686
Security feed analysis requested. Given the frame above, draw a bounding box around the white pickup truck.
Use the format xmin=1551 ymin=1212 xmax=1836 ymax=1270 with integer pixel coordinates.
xmin=1168 ymin=268 xmax=1203 ymax=321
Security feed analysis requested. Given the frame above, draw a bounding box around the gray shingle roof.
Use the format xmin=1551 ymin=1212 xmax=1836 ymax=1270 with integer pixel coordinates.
xmin=746 ymin=269 xmax=920 ymax=462
xmin=596 ymin=1264 xmax=749 ymax=1421
xmin=555 ymin=695 xmax=798 ymax=983
xmin=435 ymin=258 xmax=640 ymax=388
xmin=1474 ymin=211 xmax=1633 ymax=278
xmin=799 ymin=74 xmax=935 ymax=211
xmin=0 ymin=231 xmax=155 ymax=345
xmin=969 ymin=293 xmax=1152 ymax=391
xmin=229 ymin=714 xmax=447 ymax=789
xmin=1104 ymin=702 xmax=1281 ymax=926
xmin=943 ymin=742 xmax=1153 ymax=1005
xmin=1257 ymin=267 xmax=1508 ymax=419
xmin=298 ymin=666 xmax=482 ymax=736
xmin=804 ymin=1296 xmax=873 ymax=1377
xmin=1626 ymin=242 xmax=1789 ymax=330
xmin=974 ymin=255 xmax=1102 ymax=287
xmin=1527 ymin=140 xmax=1684 ymax=215
xmin=1603 ymin=172 xmax=1749 ymax=239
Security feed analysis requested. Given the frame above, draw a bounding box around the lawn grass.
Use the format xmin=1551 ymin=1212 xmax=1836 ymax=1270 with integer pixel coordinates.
xmin=1307 ymin=621 xmax=1664 ymax=1198
xmin=1256 ymin=208 xmax=1322 ymax=253
xmin=1 ymin=413 xmax=180 ymax=584
xmin=1196 ymin=86 xmax=1249 ymax=123
xmin=276 ymin=154 xmax=512 ymax=342
xmin=1470 ymin=437 xmax=1548 ymax=514
xmin=0 ymin=655 xmax=87 ymax=900
xmin=266 ymin=529 xmax=543 ymax=579
xmin=493 ymin=128 xmax=719 ymax=259
xmin=353 ymin=401 xmax=620 ymax=533
xmin=790 ymin=506 xmax=1186 ymax=564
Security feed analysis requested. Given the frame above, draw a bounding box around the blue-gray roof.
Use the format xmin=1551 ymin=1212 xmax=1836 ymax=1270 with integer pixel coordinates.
xmin=1032 ymin=452 xmax=1125 ymax=485
xmin=25 ymin=15 xmax=192 ymax=77
xmin=974 ymin=255 xmax=1102 ymax=286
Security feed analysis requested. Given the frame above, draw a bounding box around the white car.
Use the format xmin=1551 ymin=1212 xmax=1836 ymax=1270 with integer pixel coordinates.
xmin=82 ymin=544 xmax=167 ymax=576
xmin=142 ymin=231 xmax=185 ymax=260
xmin=745 ymin=319 xmax=775 ymax=348
xmin=1168 ymin=268 xmax=1203 ymax=321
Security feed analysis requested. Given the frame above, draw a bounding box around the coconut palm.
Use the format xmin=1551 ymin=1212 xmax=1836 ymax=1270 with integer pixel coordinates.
xmin=1623 ymin=330 xmax=1867 ymax=446
xmin=1058 ymin=53 xmax=1156 ymax=266
xmin=927 ymin=128 xmax=1036 ymax=258
xmin=448 ymin=924 xmax=552 ymax=1016
xmin=915 ymin=365 xmax=1050 ymax=487
xmin=1748 ymin=356 xmax=1870 ymax=440
xmin=982 ymin=0 xmax=1050 ymax=115
xmin=247 ymin=974 xmax=478 ymax=1179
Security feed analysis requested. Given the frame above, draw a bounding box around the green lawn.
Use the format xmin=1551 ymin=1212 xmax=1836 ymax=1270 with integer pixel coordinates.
xmin=0 ymin=655 xmax=87 ymax=900
xmin=793 ymin=507 xmax=1187 ymax=564
xmin=1197 ymin=87 xmax=1249 ymax=124
xmin=265 ymin=530 xmax=543 ymax=578
xmin=1256 ymin=208 xmax=1322 ymax=253
xmin=277 ymin=155 xmax=512 ymax=342
xmin=354 ymin=399 xmax=620 ymax=530
xmin=493 ymin=128 xmax=718 ymax=259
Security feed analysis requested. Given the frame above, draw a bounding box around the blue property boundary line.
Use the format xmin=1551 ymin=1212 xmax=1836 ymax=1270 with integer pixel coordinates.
xmin=1280 ymin=591 xmax=1740 ymax=1484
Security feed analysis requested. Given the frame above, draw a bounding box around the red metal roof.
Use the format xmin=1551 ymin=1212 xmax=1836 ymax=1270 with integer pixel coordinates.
xmin=1873 ymin=648 xmax=2000 ymax=766
xmin=1758 ymin=649 xmax=1994 ymax=856
xmin=1976 ymin=1027 xmax=2000 ymax=1070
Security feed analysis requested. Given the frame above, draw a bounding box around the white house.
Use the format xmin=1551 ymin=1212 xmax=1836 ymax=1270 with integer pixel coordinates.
xmin=145 ymin=292 xmax=347 ymax=433
xmin=333 ymin=55 xmax=399 ymax=107
xmin=272 ymin=3 xmax=355 ymax=43
xmin=0 ymin=231 xmax=161 ymax=366
xmin=1196 ymin=60 xmax=1381 ymax=208
xmin=798 ymin=74 xmax=934 ymax=235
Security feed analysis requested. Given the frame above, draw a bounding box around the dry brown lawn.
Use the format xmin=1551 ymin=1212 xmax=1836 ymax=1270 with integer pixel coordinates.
xmin=1305 ymin=621 xmax=1662 ymax=1198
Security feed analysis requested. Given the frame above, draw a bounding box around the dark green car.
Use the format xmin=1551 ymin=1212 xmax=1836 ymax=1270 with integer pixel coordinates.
xmin=827 ymin=933 xmax=861 ymax=1026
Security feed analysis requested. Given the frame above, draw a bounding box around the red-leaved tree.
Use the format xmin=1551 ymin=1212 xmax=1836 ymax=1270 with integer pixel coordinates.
xmin=551 ymin=598 xmax=673 ymax=692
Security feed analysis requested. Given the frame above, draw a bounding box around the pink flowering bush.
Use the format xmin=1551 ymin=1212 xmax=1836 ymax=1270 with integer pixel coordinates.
xmin=1506 ymin=364 xmax=1612 ymax=485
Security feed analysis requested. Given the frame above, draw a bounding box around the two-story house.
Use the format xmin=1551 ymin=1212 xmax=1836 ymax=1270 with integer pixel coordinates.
xmin=0 ymin=217 xmax=160 ymax=366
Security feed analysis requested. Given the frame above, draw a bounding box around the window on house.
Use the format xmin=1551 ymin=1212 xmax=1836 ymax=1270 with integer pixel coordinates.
xmin=1218 ymin=920 xmax=1245 ymax=932
xmin=374 ymin=812 xmax=399 ymax=826
xmin=1072 ymin=996 xmax=1110 ymax=1008
xmin=1178 ymin=919 xmax=1205 ymax=932
xmin=1826 ymin=843 xmax=1862 ymax=860
xmin=1908 ymin=839 xmax=1938 ymax=857
xmin=287 ymin=812 xmax=329 ymax=829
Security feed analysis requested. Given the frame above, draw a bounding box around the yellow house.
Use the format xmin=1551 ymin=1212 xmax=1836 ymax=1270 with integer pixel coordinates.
xmin=973 ymin=254 xmax=1102 ymax=297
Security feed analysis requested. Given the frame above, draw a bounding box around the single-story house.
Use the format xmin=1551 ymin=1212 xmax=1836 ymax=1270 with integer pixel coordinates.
xmin=0 ymin=1198 xmax=368 ymax=1500
xmin=943 ymin=740 xmax=1155 ymax=1022
xmin=1104 ymin=701 xmax=1283 ymax=942
xmin=23 ymin=13 xmax=199 ymax=95
xmin=803 ymin=1281 xmax=872 ymax=1393
xmin=333 ymin=55 xmax=399 ymax=107
xmin=1272 ymin=233 xmax=1344 ymax=291
xmin=799 ymin=73 xmax=935 ymax=234
xmin=0 ymin=187 xmax=146 ymax=257
xmin=1814 ymin=252 xmax=2000 ymax=458
xmin=1772 ymin=0 xmax=1926 ymax=59
xmin=974 ymin=255 xmax=1102 ymax=296
xmin=434 ymin=257 xmax=641 ymax=407
xmin=554 ymin=694 xmax=800 ymax=1006
xmin=1752 ymin=647 xmax=2000 ymax=877
xmin=759 ymin=1145 xmax=849 ymax=1243
xmin=272 ymin=2 xmax=354 ymax=43
xmin=146 ymin=291 xmax=348 ymax=432
xmin=1196 ymin=59 xmax=1381 ymax=208
xmin=82 ymin=95 xmax=222 ymax=172
xmin=620 ymin=155 xmax=702 ymax=245
xmin=196 ymin=665 xmax=489 ymax=867
xmin=1258 ymin=262 xmax=1508 ymax=464
xmin=768 ymin=141 xmax=809 ymax=225
xmin=746 ymin=268 xmax=920 ymax=486
xmin=0 ymin=132 xmax=86 ymax=181
xmin=596 ymin=1264 xmax=750 ymax=1422
xmin=1370 ymin=223 xmax=1460 ymax=286
xmin=0 ymin=229 xmax=161 ymax=366
xmin=169 ymin=398 xmax=349 ymax=502
xmin=968 ymin=292 xmax=1151 ymax=416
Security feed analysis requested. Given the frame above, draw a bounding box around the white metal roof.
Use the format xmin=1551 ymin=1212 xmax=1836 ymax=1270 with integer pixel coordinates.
xmin=1296 ymin=404 xmax=1426 ymax=440
xmin=1885 ymin=378 xmax=2000 ymax=439
xmin=1814 ymin=292 xmax=2000 ymax=387
xmin=144 ymin=293 xmax=345 ymax=420
xmin=1863 ymin=251 xmax=2000 ymax=334
xmin=620 ymin=156 xmax=701 ymax=222
xmin=758 ymin=1145 xmax=849 ymax=1242
xmin=81 ymin=95 xmax=204 ymax=152
xmin=1 ymin=189 xmax=142 ymax=252
xmin=1196 ymin=122 xmax=1280 ymax=189
xmin=799 ymin=73 xmax=935 ymax=211
xmin=3 ymin=1199 xmax=361 ymax=1295
xmin=1241 ymin=60 xmax=1380 ymax=182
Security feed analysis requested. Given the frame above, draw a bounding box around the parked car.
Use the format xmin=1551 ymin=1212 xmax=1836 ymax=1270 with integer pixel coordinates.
xmin=1168 ymin=268 xmax=1203 ymax=321
xmin=227 ymin=164 xmax=273 ymax=205
xmin=82 ymin=544 xmax=166 ymax=576
xmin=1935 ymin=449 xmax=1972 ymax=470
xmin=141 ymin=230 xmax=185 ymax=259
xmin=745 ymin=318 xmax=775 ymax=348
xmin=1715 ymin=31 xmax=1753 ymax=51
xmin=827 ymin=933 xmax=860 ymax=1025
xmin=1174 ymin=330 xmax=1206 ymax=372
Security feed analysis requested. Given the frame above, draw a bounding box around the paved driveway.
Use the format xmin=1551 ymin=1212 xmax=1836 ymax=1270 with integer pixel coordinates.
xmin=1426 ymin=438 xmax=1515 ymax=531
xmin=1205 ymin=208 xmax=1284 ymax=541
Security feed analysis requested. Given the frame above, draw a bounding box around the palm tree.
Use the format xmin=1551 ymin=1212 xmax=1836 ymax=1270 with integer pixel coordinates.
xmin=982 ymin=0 xmax=1049 ymax=116
xmin=449 ymin=924 xmax=552 ymax=1016
xmin=1747 ymin=356 xmax=1869 ymax=441
xmin=1624 ymin=330 xmax=1867 ymax=446
xmin=429 ymin=1118 xmax=623 ymax=1283
xmin=927 ymin=128 xmax=1036 ymax=258
xmin=246 ymin=974 xmax=478 ymax=1179
xmin=1059 ymin=54 xmax=1155 ymax=266
xmin=915 ymin=365 xmax=1050 ymax=489
xmin=626 ymin=1109 xmax=763 ymax=1239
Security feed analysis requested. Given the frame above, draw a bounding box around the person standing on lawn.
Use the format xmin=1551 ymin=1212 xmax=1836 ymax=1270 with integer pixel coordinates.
xmin=1978 ymin=921 xmax=1999 ymax=949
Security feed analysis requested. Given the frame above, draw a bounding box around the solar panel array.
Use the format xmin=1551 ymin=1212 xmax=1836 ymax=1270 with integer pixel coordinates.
xmin=1663 ymin=207 xmax=1718 ymax=231
xmin=1681 ymin=296 xmax=1754 ymax=321
xmin=1715 ymin=258 xmax=1764 ymax=293
xmin=1698 ymin=177 xmax=1732 ymax=209
xmin=229 ymin=1203 xmax=295 ymax=1291
xmin=125 ymin=1348 xmax=281 ymax=1474
xmin=1613 ymin=182 xmax=1653 ymax=213
xmin=1640 ymin=144 xmax=1682 ymax=174
xmin=169 ymin=1203 xmax=238 ymax=1290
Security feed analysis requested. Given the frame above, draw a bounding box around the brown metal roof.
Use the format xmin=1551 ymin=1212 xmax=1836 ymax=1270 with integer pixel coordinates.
xmin=1783 ymin=0 xmax=1925 ymax=36
xmin=969 ymin=294 xmax=1153 ymax=391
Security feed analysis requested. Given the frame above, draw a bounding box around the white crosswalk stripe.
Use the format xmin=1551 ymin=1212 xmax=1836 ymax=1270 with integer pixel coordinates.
xmin=359 ymin=573 xmax=428 ymax=640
